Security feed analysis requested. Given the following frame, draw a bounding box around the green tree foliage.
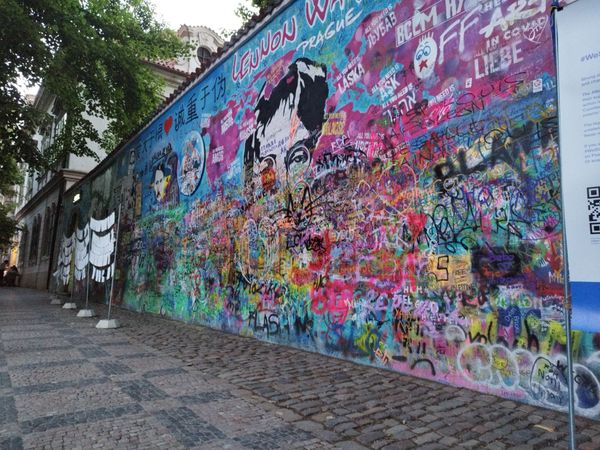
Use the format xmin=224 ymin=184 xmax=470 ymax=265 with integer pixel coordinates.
xmin=0 ymin=0 xmax=189 ymax=176
xmin=1 ymin=0 xmax=188 ymax=249
xmin=234 ymin=0 xmax=275 ymax=28
xmin=0 ymin=157 xmax=23 ymax=250
xmin=0 ymin=203 xmax=19 ymax=251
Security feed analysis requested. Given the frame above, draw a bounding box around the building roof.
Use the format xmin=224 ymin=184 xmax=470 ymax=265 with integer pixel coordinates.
xmin=177 ymin=24 xmax=223 ymax=39
xmin=143 ymin=60 xmax=191 ymax=77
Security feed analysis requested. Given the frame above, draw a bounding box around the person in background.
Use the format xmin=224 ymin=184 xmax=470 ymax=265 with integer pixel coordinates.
xmin=5 ymin=266 xmax=20 ymax=287
xmin=0 ymin=260 xmax=8 ymax=286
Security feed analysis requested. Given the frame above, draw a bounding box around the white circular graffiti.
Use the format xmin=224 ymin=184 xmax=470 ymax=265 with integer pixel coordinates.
xmin=457 ymin=343 xmax=520 ymax=390
xmin=178 ymin=130 xmax=206 ymax=196
xmin=414 ymin=35 xmax=437 ymax=79
xmin=530 ymin=355 xmax=600 ymax=416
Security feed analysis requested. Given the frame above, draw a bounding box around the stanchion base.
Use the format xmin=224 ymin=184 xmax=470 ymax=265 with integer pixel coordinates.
xmin=62 ymin=302 xmax=77 ymax=310
xmin=77 ymin=309 xmax=96 ymax=318
xmin=96 ymin=319 xmax=120 ymax=329
xmin=50 ymin=298 xmax=62 ymax=305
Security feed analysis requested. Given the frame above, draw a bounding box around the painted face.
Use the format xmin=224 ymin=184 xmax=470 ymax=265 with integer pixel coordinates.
xmin=153 ymin=168 xmax=167 ymax=201
xmin=255 ymin=94 xmax=311 ymax=189
xmin=128 ymin=150 xmax=136 ymax=175
xmin=178 ymin=131 xmax=205 ymax=196
xmin=245 ymin=58 xmax=328 ymax=194
xmin=414 ymin=36 xmax=437 ymax=79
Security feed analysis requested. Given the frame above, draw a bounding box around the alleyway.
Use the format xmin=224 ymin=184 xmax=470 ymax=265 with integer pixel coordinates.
xmin=1 ymin=288 xmax=599 ymax=449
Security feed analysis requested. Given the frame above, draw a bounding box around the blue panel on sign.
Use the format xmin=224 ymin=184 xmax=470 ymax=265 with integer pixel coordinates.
xmin=572 ymin=282 xmax=600 ymax=332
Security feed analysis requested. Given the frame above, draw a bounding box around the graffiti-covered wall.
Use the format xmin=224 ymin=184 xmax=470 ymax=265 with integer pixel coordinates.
xmin=55 ymin=0 xmax=600 ymax=417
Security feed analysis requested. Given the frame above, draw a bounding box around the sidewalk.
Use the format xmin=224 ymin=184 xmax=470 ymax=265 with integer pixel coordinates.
xmin=1 ymin=288 xmax=600 ymax=449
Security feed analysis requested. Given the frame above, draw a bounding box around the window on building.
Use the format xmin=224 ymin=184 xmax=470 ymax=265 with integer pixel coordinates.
xmin=41 ymin=207 xmax=51 ymax=257
xmin=196 ymin=46 xmax=212 ymax=69
xmin=54 ymin=113 xmax=66 ymax=137
xmin=46 ymin=203 xmax=57 ymax=257
xmin=51 ymin=101 xmax=65 ymax=140
xmin=29 ymin=214 xmax=41 ymax=266
xmin=68 ymin=209 xmax=80 ymax=236
xmin=18 ymin=226 xmax=28 ymax=269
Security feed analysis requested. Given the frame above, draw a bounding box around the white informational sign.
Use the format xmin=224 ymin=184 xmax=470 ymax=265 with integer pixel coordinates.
xmin=557 ymin=0 xmax=600 ymax=331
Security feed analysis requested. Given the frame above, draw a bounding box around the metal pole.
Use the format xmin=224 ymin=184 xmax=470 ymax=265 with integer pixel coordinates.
xmin=552 ymin=5 xmax=576 ymax=449
xmin=69 ymin=273 xmax=74 ymax=302
xmin=84 ymin=225 xmax=92 ymax=310
xmin=563 ymin=282 xmax=577 ymax=450
xmin=107 ymin=202 xmax=122 ymax=321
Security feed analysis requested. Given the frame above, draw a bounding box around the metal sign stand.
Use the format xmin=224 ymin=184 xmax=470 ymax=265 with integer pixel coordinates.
xmin=553 ymin=4 xmax=576 ymax=448
xmin=62 ymin=264 xmax=77 ymax=310
xmin=50 ymin=292 xmax=62 ymax=305
xmin=96 ymin=203 xmax=122 ymax=329
xmin=563 ymin=285 xmax=577 ymax=450
xmin=77 ymin=226 xmax=95 ymax=318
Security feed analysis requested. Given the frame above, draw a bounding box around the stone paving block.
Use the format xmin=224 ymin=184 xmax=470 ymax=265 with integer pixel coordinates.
xmin=12 ymin=377 xmax=108 ymax=395
xmin=59 ymin=324 xmax=82 ymax=334
xmin=9 ymin=361 xmax=103 ymax=388
xmin=460 ymin=439 xmax=483 ymax=448
xmin=11 ymin=359 xmax=88 ymax=371
xmin=0 ymin=372 xmax=11 ymax=388
xmin=116 ymin=355 xmax=180 ymax=372
xmin=185 ymin=398 xmax=286 ymax=437
xmin=333 ymin=441 xmax=370 ymax=450
xmin=154 ymin=406 xmax=225 ymax=447
xmin=234 ymin=424 xmax=314 ymax=450
xmin=148 ymin=371 xmax=215 ymax=396
xmin=141 ymin=367 xmax=187 ymax=379
xmin=417 ymin=444 xmax=448 ymax=450
xmin=94 ymin=361 xmax=134 ymax=376
xmin=413 ymin=431 xmax=442 ymax=446
xmin=340 ymin=428 xmax=361 ymax=438
xmin=92 ymin=340 xmax=131 ymax=347
xmin=19 ymin=403 xmax=143 ymax=433
xmin=310 ymin=428 xmax=341 ymax=443
xmin=21 ymin=413 xmax=182 ymax=450
xmin=117 ymin=379 xmax=168 ymax=402
xmin=0 ymin=396 xmax=17 ymax=425
xmin=14 ymin=382 xmax=136 ymax=422
xmin=78 ymin=347 xmax=110 ymax=358
xmin=0 ymin=436 xmax=23 ymax=450
xmin=355 ymin=430 xmax=387 ymax=445
xmin=439 ymin=435 xmax=459 ymax=446
xmin=178 ymin=391 xmax=235 ymax=404
xmin=115 ymin=351 xmax=156 ymax=359
xmin=63 ymin=336 xmax=94 ymax=346
xmin=5 ymin=349 xmax=84 ymax=367
xmin=98 ymin=345 xmax=152 ymax=358
xmin=5 ymin=344 xmax=73 ymax=356
xmin=1 ymin=330 xmax=63 ymax=340
xmin=274 ymin=408 xmax=303 ymax=421
xmin=485 ymin=442 xmax=507 ymax=450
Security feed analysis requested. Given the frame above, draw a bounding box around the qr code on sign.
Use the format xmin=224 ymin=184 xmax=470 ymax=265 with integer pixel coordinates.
xmin=588 ymin=186 xmax=600 ymax=234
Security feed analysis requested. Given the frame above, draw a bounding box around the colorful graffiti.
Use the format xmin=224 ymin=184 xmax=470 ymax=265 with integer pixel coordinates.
xmin=53 ymin=0 xmax=600 ymax=417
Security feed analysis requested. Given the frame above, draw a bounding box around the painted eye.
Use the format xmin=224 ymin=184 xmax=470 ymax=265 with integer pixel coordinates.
xmin=286 ymin=146 xmax=310 ymax=169
xmin=291 ymin=150 xmax=308 ymax=165
xmin=422 ymin=46 xmax=431 ymax=56
xmin=416 ymin=50 xmax=424 ymax=60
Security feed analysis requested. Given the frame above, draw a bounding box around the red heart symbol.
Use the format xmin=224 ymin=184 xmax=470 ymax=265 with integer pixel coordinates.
xmin=164 ymin=116 xmax=173 ymax=135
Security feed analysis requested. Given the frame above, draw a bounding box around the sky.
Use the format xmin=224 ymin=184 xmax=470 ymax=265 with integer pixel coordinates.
xmin=150 ymin=0 xmax=250 ymax=35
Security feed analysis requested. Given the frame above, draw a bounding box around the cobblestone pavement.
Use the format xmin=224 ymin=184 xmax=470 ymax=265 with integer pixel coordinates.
xmin=1 ymin=288 xmax=600 ymax=449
